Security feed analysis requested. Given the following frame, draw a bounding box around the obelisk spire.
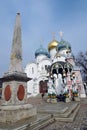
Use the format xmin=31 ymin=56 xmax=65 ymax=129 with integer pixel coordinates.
xmin=9 ymin=13 xmax=23 ymax=72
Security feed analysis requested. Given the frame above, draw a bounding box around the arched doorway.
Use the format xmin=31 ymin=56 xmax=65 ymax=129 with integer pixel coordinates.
xmin=39 ymin=80 xmax=48 ymax=93
xmin=58 ymin=68 xmax=63 ymax=75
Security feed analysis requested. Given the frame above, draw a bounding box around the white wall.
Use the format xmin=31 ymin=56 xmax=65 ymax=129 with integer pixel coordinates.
xmin=25 ymin=62 xmax=37 ymax=78
xmin=25 ymin=58 xmax=51 ymax=97
xmin=36 ymin=54 xmax=47 ymax=63
xmin=49 ymin=48 xmax=57 ymax=59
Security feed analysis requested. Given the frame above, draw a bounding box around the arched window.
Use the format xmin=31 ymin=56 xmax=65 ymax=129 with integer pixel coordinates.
xmin=32 ymin=67 xmax=34 ymax=74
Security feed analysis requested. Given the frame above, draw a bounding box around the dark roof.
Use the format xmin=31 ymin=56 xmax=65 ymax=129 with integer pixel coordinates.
xmin=0 ymin=73 xmax=31 ymax=82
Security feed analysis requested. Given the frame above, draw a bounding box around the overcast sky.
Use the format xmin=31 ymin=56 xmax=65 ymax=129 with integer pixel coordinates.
xmin=0 ymin=0 xmax=87 ymax=77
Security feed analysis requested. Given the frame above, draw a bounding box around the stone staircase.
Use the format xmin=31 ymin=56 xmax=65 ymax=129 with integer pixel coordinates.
xmin=55 ymin=104 xmax=80 ymax=122
xmin=8 ymin=115 xmax=55 ymax=130
xmin=28 ymin=115 xmax=55 ymax=130
xmin=0 ymin=102 xmax=80 ymax=130
xmin=25 ymin=103 xmax=80 ymax=130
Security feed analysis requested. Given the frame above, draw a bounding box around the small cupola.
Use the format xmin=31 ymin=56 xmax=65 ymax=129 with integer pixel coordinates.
xmin=35 ymin=45 xmax=50 ymax=58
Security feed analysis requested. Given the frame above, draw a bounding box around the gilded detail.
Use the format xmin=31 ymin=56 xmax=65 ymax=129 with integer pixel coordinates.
xmin=48 ymin=40 xmax=59 ymax=51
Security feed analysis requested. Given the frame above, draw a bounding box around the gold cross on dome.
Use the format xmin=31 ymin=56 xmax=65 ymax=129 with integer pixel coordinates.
xmin=59 ymin=31 xmax=64 ymax=38
xmin=52 ymin=32 xmax=56 ymax=40
xmin=40 ymin=38 xmax=44 ymax=43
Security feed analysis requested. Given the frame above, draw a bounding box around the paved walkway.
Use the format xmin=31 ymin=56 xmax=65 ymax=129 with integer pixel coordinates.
xmin=28 ymin=97 xmax=87 ymax=130
xmin=0 ymin=97 xmax=87 ymax=130
xmin=39 ymin=104 xmax=87 ymax=130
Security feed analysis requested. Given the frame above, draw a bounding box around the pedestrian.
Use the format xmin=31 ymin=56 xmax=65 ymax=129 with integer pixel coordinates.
xmin=41 ymin=93 xmax=44 ymax=99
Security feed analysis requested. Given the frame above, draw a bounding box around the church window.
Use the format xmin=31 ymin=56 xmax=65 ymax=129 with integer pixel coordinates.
xmin=45 ymin=65 xmax=47 ymax=69
xmin=32 ymin=67 xmax=34 ymax=74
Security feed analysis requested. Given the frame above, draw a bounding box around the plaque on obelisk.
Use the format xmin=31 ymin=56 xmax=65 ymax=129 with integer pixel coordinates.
xmin=0 ymin=13 xmax=36 ymax=123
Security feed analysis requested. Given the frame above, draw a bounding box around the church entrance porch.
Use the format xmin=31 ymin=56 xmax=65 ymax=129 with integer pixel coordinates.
xmin=47 ymin=61 xmax=82 ymax=102
xmin=51 ymin=61 xmax=72 ymax=77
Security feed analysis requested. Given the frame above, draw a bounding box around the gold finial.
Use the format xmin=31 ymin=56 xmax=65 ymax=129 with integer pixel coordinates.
xmin=59 ymin=31 xmax=64 ymax=39
xmin=52 ymin=32 xmax=56 ymax=40
xmin=39 ymin=38 xmax=44 ymax=48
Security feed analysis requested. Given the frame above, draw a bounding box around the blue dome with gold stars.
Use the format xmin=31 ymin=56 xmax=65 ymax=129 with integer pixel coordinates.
xmin=57 ymin=39 xmax=71 ymax=51
xmin=35 ymin=45 xmax=50 ymax=58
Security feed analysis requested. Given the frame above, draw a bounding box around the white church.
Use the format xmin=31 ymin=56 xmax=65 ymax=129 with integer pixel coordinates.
xmin=25 ymin=35 xmax=86 ymax=98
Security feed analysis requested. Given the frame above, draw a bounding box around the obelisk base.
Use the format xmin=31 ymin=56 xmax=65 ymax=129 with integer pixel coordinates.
xmin=0 ymin=104 xmax=36 ymax=123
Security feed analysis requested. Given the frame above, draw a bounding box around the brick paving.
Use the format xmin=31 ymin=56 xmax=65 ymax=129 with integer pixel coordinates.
xmin=28 ymin=96 xmax=87 ymax=130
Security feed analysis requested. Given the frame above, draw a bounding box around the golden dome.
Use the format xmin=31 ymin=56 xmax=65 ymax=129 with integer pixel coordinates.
xmin=48 ymin=40 xmax=59 ymax=51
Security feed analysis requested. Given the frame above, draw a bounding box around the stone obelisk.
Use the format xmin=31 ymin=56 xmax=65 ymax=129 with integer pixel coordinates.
xmin=0 ymin=13 xmax=36 ymax=123
xmin=9 ymin=12 xmax=23 ymax=73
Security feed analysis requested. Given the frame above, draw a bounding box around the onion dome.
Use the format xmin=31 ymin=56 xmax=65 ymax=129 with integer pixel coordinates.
xmin=57 ymin=39 xmax=71 ymax=51
xmin=48 ymin=40 xmax=59 ymax=51
xmin=35 ymin=45 xmax=50 ymax=58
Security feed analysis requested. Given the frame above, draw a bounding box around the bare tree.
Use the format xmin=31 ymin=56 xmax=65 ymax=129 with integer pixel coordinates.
xmin=75 ymin=51 xmax=87 ymax=83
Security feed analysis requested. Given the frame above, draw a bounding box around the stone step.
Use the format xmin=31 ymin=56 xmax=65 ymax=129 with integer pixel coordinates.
xmin=0 ymin=104 xmax=80 ymax=130
xmin=38 ymin=106 xmax=68 ymax=114
xmin=28 ymin=114 xmax=55 ymax=130
xmin=26 ymin=104 xmax=80 ymax=130
xmin=24 ymin=104 xmax=80 ymax=130
xmin=54 ymin=103 xmax=79 ymax=118
xmin=0 ymin=100 xmax=81 ymax=130
xmin=38 ymin=103 xmax=79 ymax=118
xmin=55 ymin=104 xmax=80 ymax=122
